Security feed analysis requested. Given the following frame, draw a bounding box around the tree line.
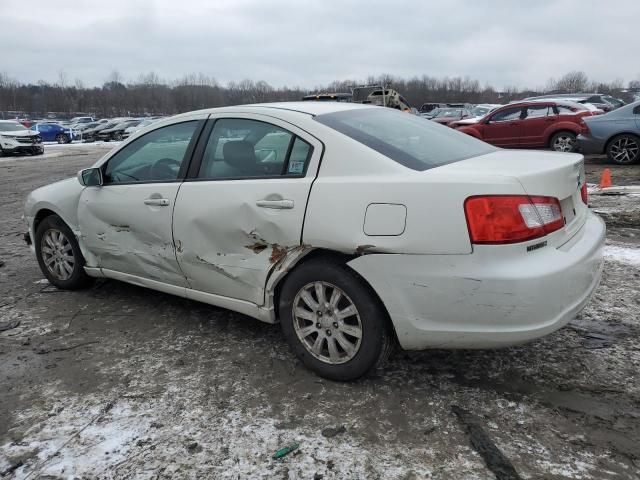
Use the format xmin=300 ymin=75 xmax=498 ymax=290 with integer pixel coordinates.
xmin=0 ymin=70 xmax=638 ymax=119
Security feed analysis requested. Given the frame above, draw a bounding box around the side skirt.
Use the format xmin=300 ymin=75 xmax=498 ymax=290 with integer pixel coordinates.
xmin=90 ymin=267 xmax=276 ymax=324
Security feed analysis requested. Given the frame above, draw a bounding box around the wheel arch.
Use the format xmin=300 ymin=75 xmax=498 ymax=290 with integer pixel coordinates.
xmin=604 ymin=131 xmax=640 ymax=152
xmin=546 ymin=127 xmax=579 ymax=147
xmin=269 ymin=247 xmax=399 ymax=344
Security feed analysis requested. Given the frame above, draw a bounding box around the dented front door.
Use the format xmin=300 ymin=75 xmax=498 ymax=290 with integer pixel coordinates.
xmin=173 ymin=114 xmax=323 ymax=305
xmin=79 ymin=183 xmax=186 ymax=285
xmin=77 ymin=118 xmax=204 ymax=286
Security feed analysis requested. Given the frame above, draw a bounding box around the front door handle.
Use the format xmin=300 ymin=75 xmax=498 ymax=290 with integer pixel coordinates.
xmin=144 ymin=198 xmax=170 ymax=207
xmin=256 ymin=199 xmax=294 ymax=209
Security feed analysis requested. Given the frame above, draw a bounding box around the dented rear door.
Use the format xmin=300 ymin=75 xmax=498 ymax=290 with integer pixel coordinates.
xmin=173 ymin=113 xmax=323 ymax=305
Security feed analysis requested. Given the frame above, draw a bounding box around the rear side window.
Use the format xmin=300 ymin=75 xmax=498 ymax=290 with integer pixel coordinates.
xmin=489 ymin=107 xmax=523 ymax=122
xmin=314 ymin=108 xmax=495 ymax=171
xmin=525 ymin=105 xmax=552 ymax=119
xmin=198 ymin=118 xmax=313 ymax=179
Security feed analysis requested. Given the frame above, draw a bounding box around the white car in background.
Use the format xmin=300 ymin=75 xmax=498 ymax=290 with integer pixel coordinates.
xmin=23 ymin=102 xmax=605 ymax=380
xmin=449 ymin=104 xmax=501 ymax=127
xmin=0 ymin=120 xmax=44 ymax=156
xmin=121 ymin=118 xmax=162 ymax=139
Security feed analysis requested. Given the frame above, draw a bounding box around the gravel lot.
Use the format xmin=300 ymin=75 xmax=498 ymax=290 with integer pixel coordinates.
xmin=1 ymin=145 xmax=639 ymax=479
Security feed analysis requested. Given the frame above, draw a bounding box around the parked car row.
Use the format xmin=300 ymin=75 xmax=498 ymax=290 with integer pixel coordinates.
xmin=448 ymin=99 xmax=640 ymax=164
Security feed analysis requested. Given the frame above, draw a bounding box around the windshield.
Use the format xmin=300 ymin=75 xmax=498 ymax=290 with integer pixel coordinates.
xmin=0 ymin=122 xmax=27 ymax=132
xmin=433 ymin=109 xmax=463 ymax=117
xmin=314 ymin=108 xmax=495 ymax=171
xmin=470 ymin=106 xmax=491 ymax=117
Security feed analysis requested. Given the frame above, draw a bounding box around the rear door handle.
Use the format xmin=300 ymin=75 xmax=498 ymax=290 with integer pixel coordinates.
xmin=256 ymin=199 xmax=294 ymax=209
xmin=144 ymin=198 xmax=170 ymax=206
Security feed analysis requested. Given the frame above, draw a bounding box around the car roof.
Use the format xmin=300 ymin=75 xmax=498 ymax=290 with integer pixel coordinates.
xmin=188 ymin=101 xmax=376 ymax=117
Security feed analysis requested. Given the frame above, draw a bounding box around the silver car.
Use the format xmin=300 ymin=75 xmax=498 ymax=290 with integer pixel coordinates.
xmin=577 ymin=101 xmax=640 ymax=164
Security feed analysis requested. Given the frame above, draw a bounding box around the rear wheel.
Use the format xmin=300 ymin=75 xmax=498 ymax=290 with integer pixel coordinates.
xmin=279 ymin=259 xmax=393 ymax=381
xmin=35 ymin=215 xmax=93 ymax=290
xmin=55 ymin=133 xmax=69 ymax=144
xmin=113 ymin=132 xmax=123 ymax=141
xmin=550 ymin=131 xmax=577 ymax=152
xmin=607 ymin=134 xmax=640 ymax=165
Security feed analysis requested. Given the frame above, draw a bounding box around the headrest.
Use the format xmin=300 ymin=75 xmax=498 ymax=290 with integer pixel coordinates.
xmin=223 ymin=141 xmax=256 ymax=172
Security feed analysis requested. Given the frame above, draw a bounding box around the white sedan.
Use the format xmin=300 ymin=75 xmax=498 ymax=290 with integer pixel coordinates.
xmin=24 ymin=102 xmax=605 ymax=380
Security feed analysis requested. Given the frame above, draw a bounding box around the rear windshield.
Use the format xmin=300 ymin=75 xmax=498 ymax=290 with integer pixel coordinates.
xmin=314 ymin=108 xmax=495 ymax=171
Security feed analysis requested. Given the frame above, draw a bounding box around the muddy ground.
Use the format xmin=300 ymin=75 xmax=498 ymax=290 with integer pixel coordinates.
xmin=0 ymin=146 xmax=639 ymax=479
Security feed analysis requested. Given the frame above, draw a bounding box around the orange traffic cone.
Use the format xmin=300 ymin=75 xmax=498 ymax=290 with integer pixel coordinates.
xmin=599 ymin=168 xmax=612 ymax=189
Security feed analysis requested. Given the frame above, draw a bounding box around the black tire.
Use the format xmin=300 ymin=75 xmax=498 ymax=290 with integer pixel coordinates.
xmin=55 ymin=133 xmax=69 ymax=144
xmin=279 ymin=259 xmax=393 ymax=381
xmin=35 ymin=215 xmax=94 ymax=290
xmin=606 ymin=134 xmax=640 ymax=165
xmin=549 ymin=131 xmax=578 ymax=152
xmin=113 ymin=132 xmax=123 ymax=141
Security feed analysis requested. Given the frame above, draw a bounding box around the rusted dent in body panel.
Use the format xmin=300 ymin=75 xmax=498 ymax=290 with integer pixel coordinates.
xmin=269 ymin=244 xmax=288 ymax=264
xmin=245 ymin=242 xmax=268 ymax=254
xmin=356 ymin=244 xmax=376 ymax=255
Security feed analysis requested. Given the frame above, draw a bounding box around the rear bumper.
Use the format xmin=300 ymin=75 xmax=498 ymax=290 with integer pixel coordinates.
xmin=347 ymin=212 xmax=606 ymax=350
xmin=577 ymin=134 xmax=606 ymax=155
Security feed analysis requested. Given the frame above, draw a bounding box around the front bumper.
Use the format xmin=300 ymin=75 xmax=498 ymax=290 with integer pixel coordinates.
xmin=348 ymin=212 xmax=606 ymax=350
xmin=2 ymin=144 xmax=44 ymax=155
xmin=577 ymin=134 xmax=606 ymax=155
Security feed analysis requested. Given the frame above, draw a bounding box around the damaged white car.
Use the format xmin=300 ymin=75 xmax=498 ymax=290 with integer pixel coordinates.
xmin=24 ymin=102 xmax=605 ymax=380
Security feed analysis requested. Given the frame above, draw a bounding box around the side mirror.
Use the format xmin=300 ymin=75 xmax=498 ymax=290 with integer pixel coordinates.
xmin=77 ymin=167 xmax=103 ymax=187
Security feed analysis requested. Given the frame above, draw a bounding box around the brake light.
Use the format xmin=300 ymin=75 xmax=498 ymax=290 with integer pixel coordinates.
xmin=581 ymin=183 xmax=588 ymax=205
xmin=579 ymin=118 xmax=590 ymax=135
xmin=464 ymin=195 xmax=564 ymax=244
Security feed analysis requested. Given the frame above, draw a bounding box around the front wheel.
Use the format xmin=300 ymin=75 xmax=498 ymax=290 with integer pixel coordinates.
xmin=279 ymin=259 xmax=393 ymax=381
xmin=55 ymin=133 xmax=69 ymax=144
xmin=550 ymin=131 xmax=577 ymax=152
xmin=607 ymin=134 xmax=640 ymax=165
xmin=35 ymin=215 xmax=94 ymax=289
xmin=113 ymin=132 xmax=123 ymax=141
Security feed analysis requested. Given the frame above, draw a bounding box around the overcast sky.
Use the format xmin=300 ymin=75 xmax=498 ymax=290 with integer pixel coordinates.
xmin=1 ymin=0 xmax=638 ymax=89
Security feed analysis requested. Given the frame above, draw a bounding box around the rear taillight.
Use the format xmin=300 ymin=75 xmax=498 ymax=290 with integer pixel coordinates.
xmin=581 ymin=183 xmax=588 ymax=205
xmin=464 ymin=195 xmax=564 ymax=244
xmin=579 ymin=118 xmax=590 ymax=135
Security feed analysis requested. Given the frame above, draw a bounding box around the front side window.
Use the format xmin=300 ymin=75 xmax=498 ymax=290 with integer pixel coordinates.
xmin=524 ymin=105 xmax=552 ymax=119
xmin=104 ymin=121 xmax=198 ymax=184
xmin=197 ymin=118 xmax=312 ymax=179
xmin=314 ymin=107 xmax=495 ymax=171
xmin=489 ymin=107 xmax=523 ymax=122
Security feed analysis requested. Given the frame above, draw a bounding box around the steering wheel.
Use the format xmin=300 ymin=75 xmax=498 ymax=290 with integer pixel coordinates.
xmin=150 ymin=157 xmax=181 ymax=180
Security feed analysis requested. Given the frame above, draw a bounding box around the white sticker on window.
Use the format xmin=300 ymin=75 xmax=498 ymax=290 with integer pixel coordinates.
xmin=288 ymin=161 xmax=305 ymax=174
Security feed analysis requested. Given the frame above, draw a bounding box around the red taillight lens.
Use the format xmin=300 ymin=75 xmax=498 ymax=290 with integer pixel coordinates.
xmin=579 ymin=118 xmax=590 ymax=134
xmin=464 ymin=195 xmax=564 ymax=244
xmin=581 ymin=183 xmax=588 ymax=205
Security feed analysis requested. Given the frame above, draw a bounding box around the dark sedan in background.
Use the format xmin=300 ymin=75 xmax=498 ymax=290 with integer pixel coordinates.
xmin=578 ymin=101 xmax=640 ymax=164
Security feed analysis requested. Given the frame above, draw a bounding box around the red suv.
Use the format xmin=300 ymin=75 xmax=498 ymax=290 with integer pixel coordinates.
xmin=457 ymin=101 xmax=594 ymax=152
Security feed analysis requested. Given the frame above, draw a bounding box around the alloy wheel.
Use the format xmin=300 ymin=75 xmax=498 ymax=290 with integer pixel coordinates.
xmin=552 ymin=134 xmax=575 ymax=152
xmin=292 ymin=281 xmax=363 ymax=364
xmin=40 ymin=228 xmax=75 ymax=281
xmin=610 ymin=137 xmax=639 ymax=164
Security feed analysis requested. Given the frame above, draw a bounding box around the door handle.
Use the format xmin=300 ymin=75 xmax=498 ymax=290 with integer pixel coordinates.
xmin=144 ymin=198 xmax=170 ymax=206
xmin=256 ymin=199 xmax=294 ymax=209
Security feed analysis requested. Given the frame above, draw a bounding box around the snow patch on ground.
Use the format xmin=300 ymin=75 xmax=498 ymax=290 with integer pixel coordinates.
xmin=605 ymin=244 xmax=640 ymax=266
